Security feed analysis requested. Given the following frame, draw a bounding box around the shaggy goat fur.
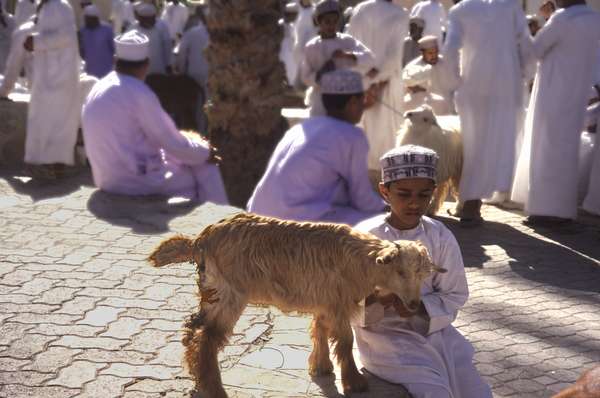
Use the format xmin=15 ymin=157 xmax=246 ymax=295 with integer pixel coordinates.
xmin=149 ymin=213 xmax=444 ymax=398
xmin=397 ymin=105 xmax=463 ymax=215
xmin=552 ymin=366 xmax=600 ymax=398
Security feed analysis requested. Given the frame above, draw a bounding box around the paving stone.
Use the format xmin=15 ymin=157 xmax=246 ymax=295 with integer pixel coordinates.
xmin=0 ymin=370 xmax=55 ymax=386
xmin=22 ymin=347 xmax=82 ymax=373
xmin=128 ymin=329 xmax=174 ymax=353
xmin=48 ymin=360 xmax=106 ymax=388
xmin=50 ymin=336 xmax=128 ymax=351
xmin=75 ymin=375 xmax=132 ymax=398
xmin=0 ymin=384 xmax=79 ymax=398
xmin=101 ymin=363 xmax=179 ymax=380
xmin=30 ymin=323 xmax=103 ymax=338
xmin=0 ymin=323 xmax=35 ymax=345
xmin=0 ymin=334 xmax=57 ymax=359
xmin=78 ymin=306 xmax=124 ymax=327
xmin=74 ymin=349 xmax=154 ymax=365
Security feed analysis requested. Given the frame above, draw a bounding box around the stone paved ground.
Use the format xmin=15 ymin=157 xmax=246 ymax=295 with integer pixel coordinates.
xmin=0 ymin=169 xmax=599 ymax=398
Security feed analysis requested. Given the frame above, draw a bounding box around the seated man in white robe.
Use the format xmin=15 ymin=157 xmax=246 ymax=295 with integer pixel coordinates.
xmin=247 ymin=69 xmax=385 ymax=225
xmin=298 ymin=0 xmax=377 ymax=116
xmin=353 ymin=145 xmax=492 ymax=398
xmin=82 ymin=31 xmax=228 ymax=204
xmin=402 ymin=35 xmax=459 ymax=115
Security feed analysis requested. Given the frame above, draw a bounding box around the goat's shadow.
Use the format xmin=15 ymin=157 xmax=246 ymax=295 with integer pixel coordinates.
xmin=310 ymin=370 xmax=412 ymax=398
xmin=435 ymin=214 xmax=600 ymax=293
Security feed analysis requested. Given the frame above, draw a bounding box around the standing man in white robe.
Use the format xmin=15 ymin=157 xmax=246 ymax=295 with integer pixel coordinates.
xmin=129 ymin=2 xmax=172 ymax=75
xmin=23 ymin=0 xmax=80 ymax=178
xmin=247 ymin=69 xmax=385 ymax=225
xmin=0 ymin=17 xmax=34 ymax=96
xmin=353 ymin=145 xmax=492 ymax=398
xmin=299 ymin=0 xmax=377 ymax=116
xmin=14 ymin=0 xmax=36 ymax=26
xmin=403 ymin=16 xmax=424 ymax=67
xmin=512 ymin=1 xmax=600 ymax=226
xmin=410 ymin=0 xmax=446 ymax=46
xmin=346 ymin=0 xmax=409 ymax=172
xmin=443 ymin=0 xmax=531 ymax=224
xmin=82 ymin=31 xmax=227 ymax=203
xmin=279 ymin=2 xmax=299 ymax=86
xmin=293 ymin=0 xmax=317 ymax=86
xmin=0 ymin=3 xmax=15 ymax=72
xmin=583 ymin=101 xmax=600 ymax=215
xmin=160 ymin=0 xmax=188 ymax=44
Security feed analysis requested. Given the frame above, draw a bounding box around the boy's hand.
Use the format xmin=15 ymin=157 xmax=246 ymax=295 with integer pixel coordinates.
xmin=392 ymin=296 xmax=418 ymax=318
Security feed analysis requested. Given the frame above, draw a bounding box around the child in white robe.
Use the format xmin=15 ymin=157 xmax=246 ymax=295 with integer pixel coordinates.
xmin=352 ymin=145 xmax=492 ymax=398
xmin=298 ymin=0 xmax=377 ymax=116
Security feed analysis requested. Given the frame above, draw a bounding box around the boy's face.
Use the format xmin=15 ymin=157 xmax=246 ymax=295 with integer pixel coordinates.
xmin=318 ymin=12 xmax=340 ymax=38
xmin=379 ymin=178 xmax=435 ymax=229
xmin=345 ymin=94 xmax=365 ymax=124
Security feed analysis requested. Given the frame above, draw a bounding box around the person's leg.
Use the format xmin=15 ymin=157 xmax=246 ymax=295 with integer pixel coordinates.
xmin=460 ymin=199 xmax=483 ymax=226
xmin=402 ymin=383 xmax=452 ymax=398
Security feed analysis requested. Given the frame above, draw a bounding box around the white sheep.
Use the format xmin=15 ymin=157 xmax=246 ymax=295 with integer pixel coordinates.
xmin=396 ymin=105 xmax=463 ymax=215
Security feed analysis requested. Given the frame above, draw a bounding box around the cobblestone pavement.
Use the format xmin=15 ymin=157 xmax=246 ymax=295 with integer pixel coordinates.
xmin=0 ymin=169 xmax=599 ymax=398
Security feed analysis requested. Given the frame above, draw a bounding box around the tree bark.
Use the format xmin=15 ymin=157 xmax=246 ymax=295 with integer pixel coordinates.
xmin=205 ymin=0 xmax=289 ymax=207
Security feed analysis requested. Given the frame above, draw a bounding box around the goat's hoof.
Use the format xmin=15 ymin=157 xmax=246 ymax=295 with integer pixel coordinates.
xmin=342 ymin=373 xmax=369 ymax=394
xmin=308 ymin=360 xmax=334 ymax=376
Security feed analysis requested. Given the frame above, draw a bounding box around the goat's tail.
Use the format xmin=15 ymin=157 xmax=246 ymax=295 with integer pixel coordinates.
xmin=148 ymin=235 xmax=194 ymax=267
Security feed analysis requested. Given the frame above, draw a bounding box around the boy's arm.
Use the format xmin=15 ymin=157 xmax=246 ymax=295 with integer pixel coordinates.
xmin=346 ymin=134 xmax=386 ymax=213
xmin=419 ymin=231 xmax=469 ymax=335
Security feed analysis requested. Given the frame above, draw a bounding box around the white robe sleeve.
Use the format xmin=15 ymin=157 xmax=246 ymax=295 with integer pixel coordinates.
xmin=299 ymin=42 xmax=319 ymax=87
xmin=138 ymin=88 xmax=210 ymax=165
xmin=0 ymin=31 xmax=25 ymax=97
xmin=376 ymin=22 xmax=408 ymax=82
xmin=441 ymin=9 xmax=463 ymax=82
xmin=346 ymin=134 xmax=386 ymax=212
xmin=420 ymin=230 xmax=469 ymax=335
xmin=402 ymin=59 xmax=432 ymax=86
xmin=349 ymin=38 xmax=376 ymax=73
xmin=531 ymin=13 xmax=562 ymax=60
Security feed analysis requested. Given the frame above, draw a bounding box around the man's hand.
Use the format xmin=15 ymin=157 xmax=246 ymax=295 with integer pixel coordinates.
xmin=407 ymin=85 xmax=426 ymax=94
xmin=24 ymin=35 xmax=34 ymax=52
xmin=366 ymin=68 xmax=379 ymax=80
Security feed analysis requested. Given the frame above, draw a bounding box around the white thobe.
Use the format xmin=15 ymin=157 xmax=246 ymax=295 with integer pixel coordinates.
xmin=176 ymin=22 xmax=209 ymax=87
xmin=293 ymin=5 xmax=317 ymax=82
xmin=444 ymin=0 xmax=530 ymax=201
xmin=0 ymin=20 xmax=34 ymax=96
xmin=511 ymin=6 xmax=600 ymax=219
xmin=14 ymin=0 xmax=36 ymax=26
xmin=0 ymin=13 xmax=15 ymax=73
xmin=82 ymin=71 xmax=227 ymax=203
xmin=346 ymin=0 xmax=409 ymax=170
xmin=161 ymin=2 xmax=188 ymax=41
xmin=299 ymin=32 xmax=376 ymax=116
xmin=26 ymin=0 xmax=80 ymax=165
xmin=279 ymin=20 xmax=297 ymax=86
xmin=402 ymin=55 xmax=459 ymax=115
xmin=583 ymin=103 xmax=600 ymax=215
xmin=352 ymin=215 xmax=492 ymax=398
xmin=247 ymin=116 xmax=385 ymax=225
xmin=128 ymin=20 xmax=172 ymax=75
xmin=110 ymin=0 xmax=133 ymax=34
xmin=410 ymin=0 xmax=447 ymax=46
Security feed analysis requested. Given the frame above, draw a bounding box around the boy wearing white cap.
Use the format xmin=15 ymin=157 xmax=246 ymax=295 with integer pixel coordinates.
xmin=127 ymin=1 xmax=172 ymax=75
xmin=82 ymin=31 xmax=228 ymax=204
xmin=80 ymin=4 xmax=115 ymax=78
xmin=247 ymin=69 xmax=385 ymax=225
xmin=298 ymin=0 xmax=377 ymax=116
xmin=352 ymin=145 xmax=492 ymax=398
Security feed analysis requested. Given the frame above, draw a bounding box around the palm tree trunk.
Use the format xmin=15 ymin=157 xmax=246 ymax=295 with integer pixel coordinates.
xmin=205 ymin=0 xmax=288 ymax=207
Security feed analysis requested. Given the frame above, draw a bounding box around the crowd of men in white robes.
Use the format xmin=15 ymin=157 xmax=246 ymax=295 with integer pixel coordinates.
xmin=276 ymin=0 xmax=600 ymax=227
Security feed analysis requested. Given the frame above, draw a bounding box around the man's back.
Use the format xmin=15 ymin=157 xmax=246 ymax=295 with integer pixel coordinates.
xmin=80 ymin=23 xmax=115 ymax=78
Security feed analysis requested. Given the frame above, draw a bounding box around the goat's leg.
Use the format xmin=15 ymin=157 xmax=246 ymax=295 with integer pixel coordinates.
xmin=428 ymin=181 xmax=449 ymax=216
xmin=308 ymin=313 xmax=334 ymax=376
xmin=183 ymin=291 xmax=246 ymax=398
xmin=330 ymin=319 xmax=368 ymax=394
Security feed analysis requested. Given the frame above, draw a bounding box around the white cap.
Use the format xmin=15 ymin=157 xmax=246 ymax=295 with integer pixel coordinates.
xmin=380 ymin=145 xmax=439 ymax=183
xmin=134 ymin=1 xmax=157 ymax=17
xmin=83 ymin=4 xmax=100 ymax=17
xmin=418 ymin=35 xmax=438 ymax=50
xmin=320 ymin=69 xmax=363 ymax=95
xmin=115 ymin=30 xmax=150 ymax=61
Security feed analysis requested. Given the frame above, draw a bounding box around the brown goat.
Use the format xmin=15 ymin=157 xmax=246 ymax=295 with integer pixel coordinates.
xmin=552 ymin=366 xmax=600 ymax=398
xmin=148 ymin=213 xmax=445 ymax=398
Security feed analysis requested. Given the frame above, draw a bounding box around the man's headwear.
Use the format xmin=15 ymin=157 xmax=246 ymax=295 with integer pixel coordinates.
xmin=134 ymin=1 xmax=157 ymax=17
xmin=320 ymin=69 xmax=363 ymax=95
xmin=115 ymin=30 xmax=150 ymax=61
xmin=285 ymin=2 xmax=298 ymax=13
xmin=83 ymin=4 xmax=100 ymax=17
xmin=410 ymin=17 xmax=425 ymax=28
xmin=314 ymin=0 xmax=340 ymax=20
xmin=418 ymin=35 xmax=438 ymax=50
xmin=380 ymin=145 xmax=439 ymax=183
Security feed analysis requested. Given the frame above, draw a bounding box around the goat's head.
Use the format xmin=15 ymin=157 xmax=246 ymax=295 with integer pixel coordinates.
xmin=403 ymin=105 xmax=439 ymax=129
xmin=372 ymin=240 xmax=446 ymax=313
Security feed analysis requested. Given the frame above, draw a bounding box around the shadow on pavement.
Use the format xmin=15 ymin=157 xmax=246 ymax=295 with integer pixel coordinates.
xmin=0 ymin=168 xmax=92 ymax=202
xmin=311 ymin=370 xmax=412 ymax=398
xmin=86 ymin=189 xmax=197 ymax=234
xmin=436 ymin=216 xmax=600 ymax=294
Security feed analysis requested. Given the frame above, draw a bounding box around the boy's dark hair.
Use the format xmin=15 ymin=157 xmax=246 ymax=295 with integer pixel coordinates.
xmin=322 ymin=93 xmax=363 ymax=112
xmin=316 ymin=10 xmax=340 ymax=24
xmin=115 ymin=58 xmax=149 ymax=74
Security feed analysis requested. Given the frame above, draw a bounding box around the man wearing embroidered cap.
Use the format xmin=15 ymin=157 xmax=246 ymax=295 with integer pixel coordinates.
xmin=298 ymin=0 xmax=377 ymax=116
xmin=352 ymin=144 xmax=492 ymax=398
xmin=402 ymin=34 xmax=459 ymax=115
xmin=248 ymin=69 xmax=385 ymax=225
xmin=81 ymin=30 xmax=228 ymax=204
xmin=79 ymin=4 xmax=115 ymax=78
xmin=127 ymin=1 xmax=172 ymax=75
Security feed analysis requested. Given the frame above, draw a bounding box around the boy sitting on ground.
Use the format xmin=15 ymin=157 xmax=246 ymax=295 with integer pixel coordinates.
xmin=352 ymin=145 xmax=492 ymax=398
